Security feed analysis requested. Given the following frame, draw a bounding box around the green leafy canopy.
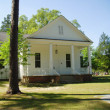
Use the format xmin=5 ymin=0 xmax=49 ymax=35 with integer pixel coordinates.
xmin=0 ymin=14 xmax=11 ymax=32
xmin=97 ymin=32 xmax=110 ymax=72
xmin=18 ymin=8 xmax=61 ymax=34
xmin=0 ymin=29 xmax=30 ymax=66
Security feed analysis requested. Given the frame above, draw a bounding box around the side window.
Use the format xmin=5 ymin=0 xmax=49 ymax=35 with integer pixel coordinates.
xmin=66 ymin=54 xmax=71 ymax=67
xmin=35 ymin=53 xmax=41 ymax=68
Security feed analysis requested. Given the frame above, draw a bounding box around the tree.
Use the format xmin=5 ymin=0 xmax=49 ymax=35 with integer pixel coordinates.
xmin=18 ymin=15 xmax=28 ymax=34
xmin=0 ymin=14 xmax=11 ymax=32
xmin=81 ymin=46 xmax=94 ymax=67
xmin=97 ymin=32 xmax=110 ymax=73
xmin=0 ymin=29 xmax=29 ymax=66
xmin=35 ymin=8 xmax=61 ymax=28
xmin=18 ymin=8 xmax=61 ymax=34
xmin=91 ymin=48 xmax=99 ymax=72
xmin=7 ymin=0 xmax=21 ymax=94
xmin=25 ymin=17 xmax=38 ymax=34
xmin=71 ymin=19 xmax=81 ymax=29
xmin=81 ymin=47 xmax=99 ymax=72
xmin=81 ymin=47 xmax=88 ymax=67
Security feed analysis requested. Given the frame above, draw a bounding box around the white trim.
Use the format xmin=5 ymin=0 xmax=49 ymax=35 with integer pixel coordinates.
xmin=71 ymin=45 xmax=75 ymax=73
xmin=49 ymin=44 xmax=53 ymax=73
xmin=28 ymin=39 xmax=92 ymax=44
xmin=29 ymin=15 xmax=93 ymax=43
xmin=60 ymin=16 xmax=93 ymax=43
xmin=88 ymin=46 xmax=92 ymax=74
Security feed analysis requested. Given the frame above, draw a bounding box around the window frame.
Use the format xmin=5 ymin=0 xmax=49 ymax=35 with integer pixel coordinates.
xmin=66 ymin=54 xmax=71 ymax=68
xmin=80 ymin=56 xmax=83 ymax=67
xmin=35 ymin=53 xmax=41 ymax=68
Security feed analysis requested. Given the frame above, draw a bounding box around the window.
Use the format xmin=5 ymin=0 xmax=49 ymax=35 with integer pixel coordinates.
xmin=80 ymin=56 xmax=83 ymax=67
xmin=58 ymin=26 xmax=63 ymax=35
xmin=0 ymin=59 xmax=4 ymax=69
xmin=35 ymin=53 xmax=41 ymax=68
xmin=66 ymin=54 xmax=71 ymax=67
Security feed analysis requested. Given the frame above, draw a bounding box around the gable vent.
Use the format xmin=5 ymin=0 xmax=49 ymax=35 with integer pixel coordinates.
xmin=58 ymin=26 xmax=63 ymax=35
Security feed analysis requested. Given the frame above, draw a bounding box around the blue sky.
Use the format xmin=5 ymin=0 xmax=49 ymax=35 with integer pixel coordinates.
xmin=0 ymin=0 xmax=110 ymax=48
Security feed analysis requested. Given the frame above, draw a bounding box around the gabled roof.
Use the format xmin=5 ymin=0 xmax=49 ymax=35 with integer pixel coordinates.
xmin=0 ymin=32 xmax=29 ymax=42
xmin=28 ymin=15 xmax=93 ymax=43
xmin=0 ymin=32 xmax=8 ymax=42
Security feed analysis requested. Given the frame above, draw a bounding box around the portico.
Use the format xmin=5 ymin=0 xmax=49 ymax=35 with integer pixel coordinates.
xmin=21 ymin=15 xmax=93 ymax=83
xmin=0 ymin=15 xmax=93 ymax=82
xmin=49 ymin=44 xmax=76 ymax=75
xmin=24 ymin=38 xmax=92 ymax=76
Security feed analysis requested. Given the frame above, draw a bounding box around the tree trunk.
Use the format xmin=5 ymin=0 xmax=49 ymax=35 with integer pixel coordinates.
xmin=7 ymin=0 xmax=21 ymax=94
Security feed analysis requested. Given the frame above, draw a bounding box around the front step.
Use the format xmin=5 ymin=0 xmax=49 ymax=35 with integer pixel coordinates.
xmin=60 ymin=75 xmax=82 ymax=83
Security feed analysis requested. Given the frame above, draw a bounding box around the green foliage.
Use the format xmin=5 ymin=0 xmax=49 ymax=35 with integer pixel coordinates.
xmin=18 ymin=15 xmax=28 ymax=34
xmin=19 ymin=15 xmax=38 ymax=34
xmin=1 ymin=8 xmax=61 ymax=34
xmin=80 ymin=33 xmax=110 ymax=73
xmin=71 ymin=19 xmax=81 ymax=29
xmin=91 ymin=48 xmax=99 ymax=71
xmin=0 ymin=36 xmax=10 ymax=65
xmin=0 ymin=59 xmax=4 ymax=69
xmin=18 ymin=8 xmax=61 ymax=34
xmin=97 ymin=32 xmax=110 ymax=72
xmin=17 ymin=29 xmax=30 ymax=65
xmin=81 ymin=47 xmax=92 ymax=67
xmin=35 ymin=8 xmax=61 ymax=28
xmin=81 ymin=46 xmax=96 ymax=68
xmin=25 ymin=17 xmax=38 ymax=34
xmin=98 ymin=32 xmax=110 ymax=56
xmin=81 ymin=47 xmax=88 ymax=67
xmin=0 ymin=14 xmax=11 ymax=32
xmin=79 ymin=33 xmax=110 ymax=73
xmin=0 ymin=29 xmax=29 ymax=66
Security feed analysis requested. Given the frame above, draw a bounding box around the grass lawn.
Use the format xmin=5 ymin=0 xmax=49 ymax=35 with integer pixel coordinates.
xmin=0 ymin=76 xmax=110 ymax=110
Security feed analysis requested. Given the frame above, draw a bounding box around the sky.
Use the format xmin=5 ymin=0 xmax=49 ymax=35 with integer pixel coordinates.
xmin=0 ymin=0 xmax=110 ymax=48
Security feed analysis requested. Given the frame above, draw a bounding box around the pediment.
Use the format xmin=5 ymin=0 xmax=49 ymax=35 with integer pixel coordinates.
xmin=29 ymin=16 xmax=93 ymax=43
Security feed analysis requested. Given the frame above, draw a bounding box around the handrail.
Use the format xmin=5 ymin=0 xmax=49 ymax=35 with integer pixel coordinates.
xmin=53 ymin=69 xmax=60 ymax=76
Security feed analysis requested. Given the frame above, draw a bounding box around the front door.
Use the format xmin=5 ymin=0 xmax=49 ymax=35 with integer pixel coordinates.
xmin=53 ymin=45 xmax=67 ymax=75
xmin=53 ymin=53 xmax=60 ymax=73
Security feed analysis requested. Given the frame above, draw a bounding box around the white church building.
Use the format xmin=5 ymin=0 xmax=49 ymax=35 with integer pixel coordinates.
xmin=0 ymin=16 xmax=93 ymax=83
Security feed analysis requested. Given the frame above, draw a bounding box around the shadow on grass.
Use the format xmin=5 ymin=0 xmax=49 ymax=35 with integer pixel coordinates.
xmin=0 ymin=93 xmax=110 ymax=110
xmin=0 ymin=81 xmax=8 ymax=87
xmin=20 ymin=75 xmax=110 ymax=88
xmin=1 ymin=76 xmax=110 ymax=88
xmin=20 ymin=82 xmax=65 ymax=88
xmin=91 ymin=76 xmax=110 ymax=83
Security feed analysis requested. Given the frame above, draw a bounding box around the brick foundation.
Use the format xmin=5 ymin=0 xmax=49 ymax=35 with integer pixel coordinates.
xmin=60 ymin=74 xmax=92 ymax=83
xmin=23 ymin=76 xmax=60 ymax=83
xmin=22 ymin=74 xmax=92 ymax=83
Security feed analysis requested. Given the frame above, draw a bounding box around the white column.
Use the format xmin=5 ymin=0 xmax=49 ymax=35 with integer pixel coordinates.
xmin=71 ymin=45 xmax=75 ymax=74
xmin=88 ymin=46 xmax=92 ymax=74
xmin=27 ymin=43 xmax=31 ymax=76
xmin=49 ymin=44 xmax=53 ymax=73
